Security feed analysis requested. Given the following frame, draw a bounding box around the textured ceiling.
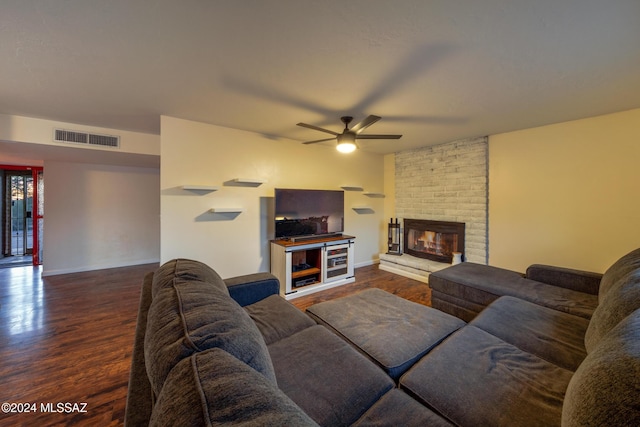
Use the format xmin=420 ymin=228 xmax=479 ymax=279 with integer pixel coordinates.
xmin=1 ymin=0 xmax=640 ymax=157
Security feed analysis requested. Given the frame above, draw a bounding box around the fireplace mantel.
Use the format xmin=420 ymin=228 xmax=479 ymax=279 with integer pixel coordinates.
xmin=404 ymin=219 xmax=465 ymax=264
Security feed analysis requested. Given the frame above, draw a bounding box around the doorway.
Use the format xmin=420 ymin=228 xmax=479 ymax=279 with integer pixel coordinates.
xmin=1 ymin=166 xmax=43 ymax=268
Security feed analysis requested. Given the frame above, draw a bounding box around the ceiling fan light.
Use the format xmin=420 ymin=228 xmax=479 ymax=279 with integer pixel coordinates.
xmin=336 ymin=132 xmax=357 ymax=153
xmin=336 ymin=141 xmax=357 ymax=153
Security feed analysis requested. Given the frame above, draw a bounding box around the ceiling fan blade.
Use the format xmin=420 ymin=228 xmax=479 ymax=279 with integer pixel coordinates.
xmin=302 ymin=137 xmax=336 ymax=145
xmin=356 ymin=134 xmax=403 ymax=140
xmin=297 ymin=122 xmax=339 ymax=136
xmin=350 ymin=115 xmax=381 ymax=134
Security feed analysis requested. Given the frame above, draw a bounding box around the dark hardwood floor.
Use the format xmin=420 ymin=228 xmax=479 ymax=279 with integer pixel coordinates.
xmin=0 ymin=263 xmax=428 ymax=426
xmin=289 ymin=265 xmax=431 ymax=311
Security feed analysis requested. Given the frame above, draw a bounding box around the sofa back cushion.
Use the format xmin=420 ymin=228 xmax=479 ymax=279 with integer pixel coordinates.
xmin=150 ymin=348 xmax=318 ymax=427
xmin=152 ymin=258 xmax=227 ymax=297
xmin=144 ymin=274 xmax=276 ymax=396
xmin=562 ymin=309 xmax=640 ymax=427
xmin=585 ymin=249 xmax=640 ymax=352
xmin=597 ymin=248 xmax=640 ymax=301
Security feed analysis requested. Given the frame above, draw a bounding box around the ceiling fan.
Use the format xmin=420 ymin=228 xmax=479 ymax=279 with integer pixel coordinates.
xmin=297 ymin=115 xmax=402 ymax=153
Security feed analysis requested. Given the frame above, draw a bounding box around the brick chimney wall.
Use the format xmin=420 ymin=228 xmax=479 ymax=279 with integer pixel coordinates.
xmin=395 ymin=136 xmax=488 ymax=264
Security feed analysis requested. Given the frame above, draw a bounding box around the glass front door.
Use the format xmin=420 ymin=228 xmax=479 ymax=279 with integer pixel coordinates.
xmin=10 ymin=174 xmax=33 ymax=257
xmin=2 ymin=166 xmax=43 ymax=267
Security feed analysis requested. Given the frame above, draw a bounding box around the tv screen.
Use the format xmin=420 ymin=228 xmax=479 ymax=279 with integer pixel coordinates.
xmin=275 ymin=189 xmax=344 ymax=238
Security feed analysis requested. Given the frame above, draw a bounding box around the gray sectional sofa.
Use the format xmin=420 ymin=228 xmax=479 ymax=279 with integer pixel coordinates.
xmin=125 ymin=248 xmax=640 ymax=426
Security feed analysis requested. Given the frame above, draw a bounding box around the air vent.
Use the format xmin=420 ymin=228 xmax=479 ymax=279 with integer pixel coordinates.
xmin=54 ymin=129 xmax=120 ymax=148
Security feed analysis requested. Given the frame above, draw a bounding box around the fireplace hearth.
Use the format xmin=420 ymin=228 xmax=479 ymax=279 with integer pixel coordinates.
xmin=404 ymin=219 xmax=465 ymax=264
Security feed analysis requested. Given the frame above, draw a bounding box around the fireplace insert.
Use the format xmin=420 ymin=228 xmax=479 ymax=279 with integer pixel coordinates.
xmin=404 ymin=219 xmax=465 ymax=264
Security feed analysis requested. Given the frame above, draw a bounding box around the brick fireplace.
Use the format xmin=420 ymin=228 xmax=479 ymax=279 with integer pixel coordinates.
xmin=394 ymin=136 xmax=488 ymax=264
xmin=380 ymin=137 xmax=486 ymax=283
xmin=404 ymin=219 xmax=465 ymax=264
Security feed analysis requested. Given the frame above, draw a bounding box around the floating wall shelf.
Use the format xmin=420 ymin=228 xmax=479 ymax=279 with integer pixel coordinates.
xmin=225 ymin=178 xmax=264 ymax=187
xmin=181 ymin=185 xmax=219 ymax=192
xmin=209 ymin=208 xmax=244 ymax=213
xmin=363 ymin=192 xmax=385 ymax=198
xmin=352 ymin=206 xmax=375 ymax=214
xmin=340 ymin=186 xmax=364 ymax=192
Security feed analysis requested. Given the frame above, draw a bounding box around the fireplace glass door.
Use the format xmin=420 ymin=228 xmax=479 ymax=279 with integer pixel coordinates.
xmin=404 ymin=219 xmax=465 ymax=263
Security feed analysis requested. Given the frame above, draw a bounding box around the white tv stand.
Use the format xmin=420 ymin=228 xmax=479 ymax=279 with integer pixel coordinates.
xmin=270 ymin=235 xmax=355 ymax=300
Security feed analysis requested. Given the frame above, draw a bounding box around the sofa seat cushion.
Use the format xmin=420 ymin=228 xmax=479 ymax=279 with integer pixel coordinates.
xmin=562 ymin=309 xmax=640 ymax=427
xmin=149 ymin=348 xmax=318 ymax=427
xmin=306 ymin=288 xmax=465 ymax=381
xmin=245 ymin=294 xmax=316 ymax=345
xmin=268 ymin=325 xmax=394 ymax=426
xmin=145 ymin=277 xmax=276 ymax=396
xmin=429 ymin=262 xmax=598 ymax=319
xmin=400 ymin=325 xmax=574 ymax=427
xmin=352 ymin=389 xmax=454 ymax=427
xmin=470 ymin=296 xmax=589 ymax=371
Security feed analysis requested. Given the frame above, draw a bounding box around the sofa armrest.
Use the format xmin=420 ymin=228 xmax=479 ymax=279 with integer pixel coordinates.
xmin=525 ymin=264 xmax=602 ymax=295
xmin=224 ymin=272 xmax=280 ymax=306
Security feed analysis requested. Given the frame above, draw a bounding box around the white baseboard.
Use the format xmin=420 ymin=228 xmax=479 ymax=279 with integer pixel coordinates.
xmin=354 ymin=258 xmax=378 ymax=269
xmin=41 ymin=258 xmax=160 ymax=277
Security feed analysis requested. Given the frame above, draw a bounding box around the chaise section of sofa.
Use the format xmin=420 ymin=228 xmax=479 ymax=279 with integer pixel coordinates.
xmin=429 ymin=261 xmax=600 ymax=322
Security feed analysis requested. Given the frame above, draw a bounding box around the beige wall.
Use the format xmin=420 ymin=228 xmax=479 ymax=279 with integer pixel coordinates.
xmin=160 ymin=116 xmax=386 ymax=278
xmin=489 ymin=108 xmax=640 ymax=273
xmin=43 ymin=161 xmax=160 ymax=275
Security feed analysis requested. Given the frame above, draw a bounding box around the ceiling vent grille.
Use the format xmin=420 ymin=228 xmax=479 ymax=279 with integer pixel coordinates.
xmin=54 ymin=129 xmax=120 ymax=148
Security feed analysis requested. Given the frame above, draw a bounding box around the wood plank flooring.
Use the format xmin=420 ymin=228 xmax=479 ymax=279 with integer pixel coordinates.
xmin=289 ymin=266 xmax=431 ymax=311
xmin=0 ymin=263 xmax=428 ymax=426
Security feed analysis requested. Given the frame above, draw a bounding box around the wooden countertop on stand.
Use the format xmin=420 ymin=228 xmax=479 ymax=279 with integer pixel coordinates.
xmin=271 ymin=234 xmax=355 ymax=248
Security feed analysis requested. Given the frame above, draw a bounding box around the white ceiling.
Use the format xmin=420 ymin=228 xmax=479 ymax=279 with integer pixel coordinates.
xmin=1 ymin=0 xmax=640 ymax=159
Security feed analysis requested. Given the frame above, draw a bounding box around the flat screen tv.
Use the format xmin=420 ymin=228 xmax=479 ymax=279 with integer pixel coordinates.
xmin=274 ymin=189 xmax=344 ymax=239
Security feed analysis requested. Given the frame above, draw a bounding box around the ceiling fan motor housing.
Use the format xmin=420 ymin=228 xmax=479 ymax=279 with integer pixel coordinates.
xmin=338 ymin=133 xmax=356 ymax=143
xmin=341 ymin=116 xmax=354 ymax=128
